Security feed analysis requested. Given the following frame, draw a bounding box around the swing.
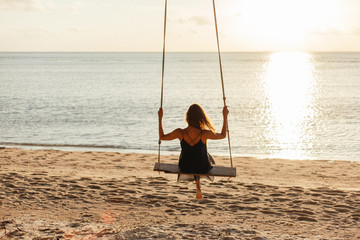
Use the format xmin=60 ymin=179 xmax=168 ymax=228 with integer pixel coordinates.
xmin=154 ymin=0 xmax=236 ymax=178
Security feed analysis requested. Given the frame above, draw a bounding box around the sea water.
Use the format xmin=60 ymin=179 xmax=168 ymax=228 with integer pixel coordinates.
xmin=0 ymin=52 xmax=359 ymax=161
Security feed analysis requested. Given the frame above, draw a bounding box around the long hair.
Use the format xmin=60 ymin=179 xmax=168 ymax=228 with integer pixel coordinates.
xmin=186 ymin=104 xmax=215 ymax=132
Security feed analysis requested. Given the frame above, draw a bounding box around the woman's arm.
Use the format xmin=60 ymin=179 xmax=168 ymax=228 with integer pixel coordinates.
xmin=204 ymin=106 xmax=229 ymax=140
xmin=158 ymin=108 xmax=182 ymax=141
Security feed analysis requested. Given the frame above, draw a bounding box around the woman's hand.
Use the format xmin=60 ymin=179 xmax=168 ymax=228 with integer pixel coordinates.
xmin=222 ymin=106 xmax=229 ymax=118
xmin=158 ymin=108 xmax=163 ymax=120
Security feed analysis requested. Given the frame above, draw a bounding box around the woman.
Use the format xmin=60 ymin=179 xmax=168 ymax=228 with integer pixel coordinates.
xmin=158 ymin=103 xmax=229 ymax=199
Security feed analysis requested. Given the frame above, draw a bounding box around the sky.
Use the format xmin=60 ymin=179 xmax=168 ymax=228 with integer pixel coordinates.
xmin=0 ymin=0 xmax=360 ymax=52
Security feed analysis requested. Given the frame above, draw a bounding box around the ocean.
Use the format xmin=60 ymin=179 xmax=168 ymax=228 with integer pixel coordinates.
xmin=0 ymin=52 xmax=359 ymax=161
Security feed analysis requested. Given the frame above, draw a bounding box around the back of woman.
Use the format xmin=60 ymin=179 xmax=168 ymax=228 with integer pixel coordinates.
xmin=158 ymin=103 xmax=229 ymax=199
xmin=179 ymin=129 xmax=211 ymax=173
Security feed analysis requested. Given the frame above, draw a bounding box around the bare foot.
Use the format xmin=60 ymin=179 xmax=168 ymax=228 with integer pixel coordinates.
xmin=196 ymin=190 xmax=203 ymax=200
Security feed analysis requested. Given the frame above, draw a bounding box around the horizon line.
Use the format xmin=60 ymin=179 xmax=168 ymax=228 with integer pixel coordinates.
xmin=1 ymin=51 xmax=360 ymax=53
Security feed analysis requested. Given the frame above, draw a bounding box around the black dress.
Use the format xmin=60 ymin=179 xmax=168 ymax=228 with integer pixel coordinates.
xmin=178 ymin=129 xmax=212 ymax=174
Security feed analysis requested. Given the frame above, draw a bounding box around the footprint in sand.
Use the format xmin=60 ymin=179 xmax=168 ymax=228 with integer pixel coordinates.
xmin=88 ymin=184 xmax=102 ymax=190
xmin=302 ymin=200 xmax=319 ymax=205
xmin=283 ymin=209 xmax=316 ymax=223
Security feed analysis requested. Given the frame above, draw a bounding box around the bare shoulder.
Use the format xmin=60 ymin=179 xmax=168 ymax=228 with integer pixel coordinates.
xmin=202 ymin=129 xmax=224 ymax=140
xmin=174 ymin=128 xmax=183 ymax=138
xmin=202 ymin=129 xmax=215 ymax=138
xmin=160 ymin=128 xmax=184 ymax=141
xmin=174 ymin=128 xmax=183 ymax=133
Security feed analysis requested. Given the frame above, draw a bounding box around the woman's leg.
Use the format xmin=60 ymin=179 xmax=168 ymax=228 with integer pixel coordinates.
xmin=195 ymin=176 xmax=202 ymax=200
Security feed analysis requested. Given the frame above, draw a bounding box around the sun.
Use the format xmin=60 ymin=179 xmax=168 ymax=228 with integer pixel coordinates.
xmin=234 ymin=0 xmax=344 ymax=50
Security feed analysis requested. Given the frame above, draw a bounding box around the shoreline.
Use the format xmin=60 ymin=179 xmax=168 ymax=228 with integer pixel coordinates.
xmin=1 ymin=143 xmax=358 ymax=163
xmin=1 ymin=147 xmax=360 ymax=239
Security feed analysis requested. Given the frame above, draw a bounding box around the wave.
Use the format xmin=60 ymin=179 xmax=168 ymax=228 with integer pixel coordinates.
xmin=0 ymin=142 xmax=148 ymax=151
xmin=0 ymin=142 xmax=185 ymax=155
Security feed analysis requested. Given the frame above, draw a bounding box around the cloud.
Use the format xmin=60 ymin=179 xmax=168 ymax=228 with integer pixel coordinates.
xmin=169 ymin=16 xmax=212 ymax=26
xmin=66 ymin=2 xmax=87 ymax=14
xmin=10 ymin=27 xmax=52 ymax=38
xmin=68 ymin=27 xmax=92 ymax=34
xmin=0 ymin=0 xmax=46 ymax=11
xmin=67 ymin=6 xmax=78 ymax=13
xmin=307 ymin=28 xmax=344 ymax=36
xmin=169 ymin=17 xmax=186 ymax=24
xmin=352 ymin=26 xmax=360 ymax=35
xmin=190 ymin=16 xmax=211 ymax=26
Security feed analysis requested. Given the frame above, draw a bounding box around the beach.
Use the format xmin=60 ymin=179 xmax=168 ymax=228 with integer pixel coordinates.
xmin=1 ymin=147 xmax=359 ymax=239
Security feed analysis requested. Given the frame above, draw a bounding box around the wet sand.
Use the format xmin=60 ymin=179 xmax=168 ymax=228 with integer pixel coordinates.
xmin=1 ymin=147 xmax=360 ymax=239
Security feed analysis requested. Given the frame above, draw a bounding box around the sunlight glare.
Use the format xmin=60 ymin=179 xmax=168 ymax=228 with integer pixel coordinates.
xmin=263 ymin=52 xmax=317 ymax=159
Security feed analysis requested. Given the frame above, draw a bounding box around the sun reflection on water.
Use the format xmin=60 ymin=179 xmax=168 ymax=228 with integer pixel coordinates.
xmin=262 ymin=52 xmax=317 ymax=159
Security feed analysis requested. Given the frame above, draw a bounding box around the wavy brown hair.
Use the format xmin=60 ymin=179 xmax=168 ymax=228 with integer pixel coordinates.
xmin=186 ymin=104 xmax=215 ymax=132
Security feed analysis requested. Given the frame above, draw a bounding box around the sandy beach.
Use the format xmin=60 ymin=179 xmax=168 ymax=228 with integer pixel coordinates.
xmin=0 ymin=147 xmax=359 ymax=239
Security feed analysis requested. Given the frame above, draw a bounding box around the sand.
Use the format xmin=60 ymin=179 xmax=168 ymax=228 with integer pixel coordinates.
xmin=0 ymin=147 xmax=360 ymax=239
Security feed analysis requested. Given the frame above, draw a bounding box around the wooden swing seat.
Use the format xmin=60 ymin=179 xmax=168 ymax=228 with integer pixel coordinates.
xmin=154 ymin=163 xmax=236 ymax=177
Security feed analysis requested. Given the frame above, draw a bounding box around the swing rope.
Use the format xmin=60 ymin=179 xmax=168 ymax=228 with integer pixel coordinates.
xmin=211 ymin=0 xmax=233 ymax=169
xmin=158 ymin=0 xmax=233 ymax=170
xmin=158 ymin=0 xmax=168 ymax=165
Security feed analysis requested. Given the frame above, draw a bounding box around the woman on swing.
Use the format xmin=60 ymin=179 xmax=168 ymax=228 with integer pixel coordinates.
xmin=158 ymin=104 xmax=229 ymax=199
